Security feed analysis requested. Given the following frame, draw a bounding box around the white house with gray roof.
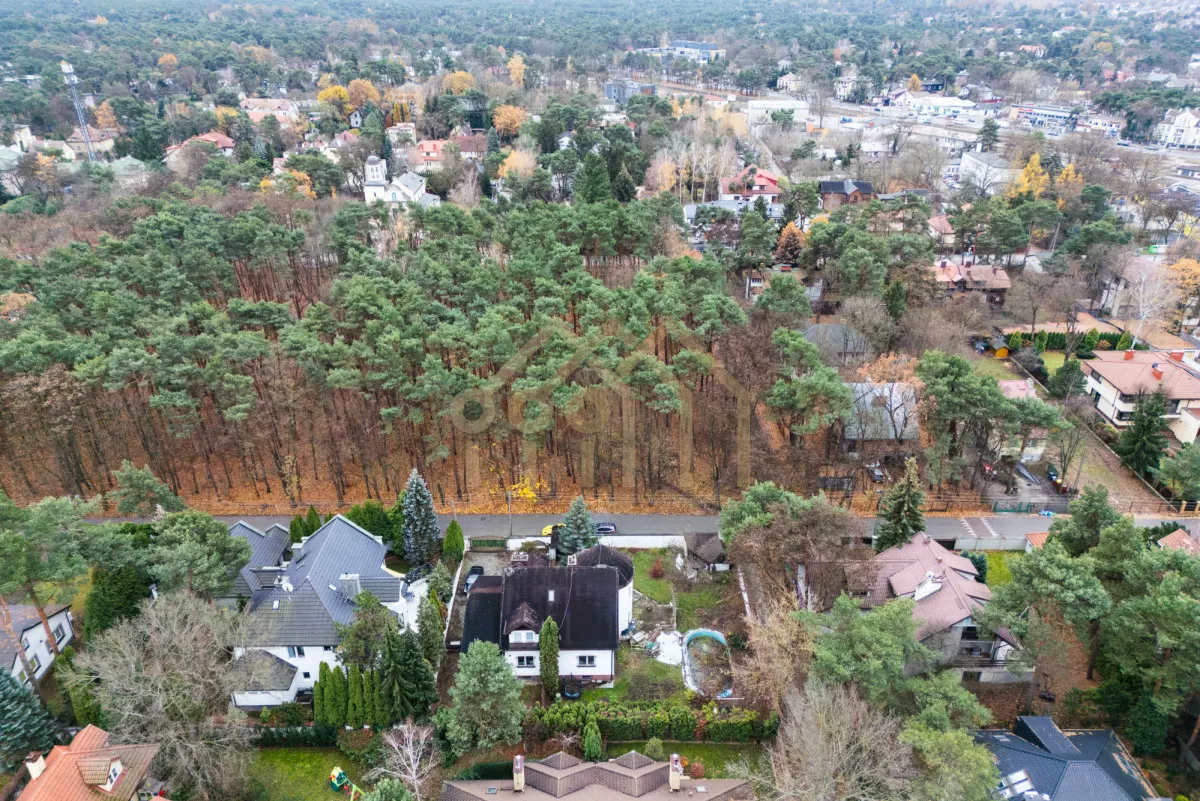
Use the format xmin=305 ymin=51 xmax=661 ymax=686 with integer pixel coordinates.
xmin=228 ymin=515 xmax=425 ymax=708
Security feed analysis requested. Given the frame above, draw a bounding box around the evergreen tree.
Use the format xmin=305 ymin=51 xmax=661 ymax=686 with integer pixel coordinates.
xmin=612 ymin=165 xmax=636 ymax=203
xmin=313 ymin=669 xmax=326 ymax=725
xmin=441 ymin=641 xmax=524 ymax=757
xmin=977 ymin=119 xmax=1000 ymax=153
xmin=306 ymin=505 xmax=322 ymax=534
xmin=874 ymin=458 xmax=926 ymax=552
xmin=0 ymin=671 xmax=56 ymax=772
xmin=1126 ymin=694 xmax=1168 ymax=756
xmin=558 ymin=496 xmax=596 ymax=559
xmin=417 ymin=594 xmax=445 ymax=669
xmin=1116 ymin=390 xmax=1168 ymax=478
xmin=583 ymin=718 xmax=602 ymax=761
xmin=402 ymin=469 xmax=439 ymax=563
xmin=883 ymin=281 xmax=907 ymax=321
xmin=576 ymin=153 xmax=612 ymax=203
xmin=337 ymin=590 xmax=398 ymax=670
xmin=1047 ymin=358 xmax=1086 ymax=399
xmin=371 ymin=669 xmax=390 ymax=728
xmin=539 ymin=617 xmax=560 ymax=697
xmin=429 ymin=561 xmax=453 ymax=603
xmin=346 ymin=500 xmax=394 ymax=542
xmin=108 ymin=460 xmax=185 ymax=516
xmin=85 ymin=564 xmax=151 ymax=641
xmin=377 ymin=629 xmax=405 ymax=725
xmin=396 ymin=629 xmax=439 ymax=719
xmin=347 ymin=664 xmax=364 ymax=728
xmin=328 ymin=665 xmax=348 ymax=727
xmin=59 ymin=647 xmax=103 ymax=727
xmin=443 ymin=520 xmax=465 ymax=564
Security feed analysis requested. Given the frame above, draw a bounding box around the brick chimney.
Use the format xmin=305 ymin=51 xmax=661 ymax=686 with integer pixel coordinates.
xmin=25 ymin=752 xmax=45 ymax=781
xmin=1152 ymin=364 xmax=1164 ymax=381
xmin=1124 ymin=350 xmax=1135 ymax=361
xmin=1169 ymin=351 xmax=1185 ymax=362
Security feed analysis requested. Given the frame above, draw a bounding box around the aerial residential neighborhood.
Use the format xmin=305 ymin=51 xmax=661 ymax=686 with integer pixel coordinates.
xmin=6 ymin=0 xmax=1200 ymax=800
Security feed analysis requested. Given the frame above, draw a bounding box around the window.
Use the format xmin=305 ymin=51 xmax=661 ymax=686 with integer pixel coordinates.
xmin=28 ymin=655 xmax=41 ymax=673
xmin=547 ymin=590 xmax=555 ymax=603
xmin=303 ymin=672 xmax=311 ymax=679
xmin=323 ymin=646 xmax=333 ymax=652
xmin=17 ymin=670 xmax=27 ymax=684
xmin=577 ymin=655 xmax=596 ymax=668
xmin=53 ymin=624 xmax=65 ymax=643
xmin=516 ymin=656 xmax=535 ymax=668
xmin=287 ymin=646 xmax=306 ymax=658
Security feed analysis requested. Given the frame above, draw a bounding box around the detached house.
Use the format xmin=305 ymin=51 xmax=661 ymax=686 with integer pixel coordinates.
xmin=818 ymin=179 xmax=873 ymax=210
xmin=1083 ymin=350 xmax=1200 ymax=445
xmin=2 ymin=603 xmax=73 ymax=686
xmin=362 ymin=155 xmax=441 ymax=209
xmin=930 ymin=259 xmax=1011 ymax=304
xmin=18 ymin=725 xmax=168 ymax=801
xmin=228 ymin=516 xmax=422 ymax=708
xmin=867 ymin=534 xmax=1025 ymax=683
xmin=1156 ymin=108 xmax=1200 ymax=150
xmin=719 ymin=167 xmax=781 ymax=203
xmin=461 ymin=544 xmax=628 ymax=687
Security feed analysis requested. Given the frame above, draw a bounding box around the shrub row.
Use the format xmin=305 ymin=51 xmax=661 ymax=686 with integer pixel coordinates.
xmin=526 ymin=701 xmax=778 ymax=743
xmin=1005 ymin=329 xmax=1148 ymax=353
xmin=254 ymin=723 xmax=338 ymax=748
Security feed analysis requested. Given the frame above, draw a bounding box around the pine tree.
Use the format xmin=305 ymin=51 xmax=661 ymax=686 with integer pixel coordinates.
xmin=443 ymin=641 xmax=524 ymax=756
xmin=558 ymin=496 xmax=596 ymax=559
xmin=313 ymin=673 xmax=326 ymax=725
xmin=443 ymin=520 xmax=465 ymax=564
xmin=402 ymin=469 xmax=439 ymax=563
xmin=377 ymin=630 xmax=404 ymax=725
xmin=583 ymin=718 xmax=602 ymax=761
xmin=539 ymin=617 xmax=560 ymax=698
xmin=361 ymin=669 xmax=376 ymax=728
xmin=874 ymin=458 xmax=926 ymax=552
xmin=396 ymin=629 xmax=439 ymax=720
xmin=417 ymin=594 xmax=445 ymax=669
xmin=372 ymin=669 xmax=390 ymax=728
xmin=0 ymin=671 xmax=56 ymax=772
xmin=1117 ymin=390 xmax=1168 ymax=478
xmin=576 ymin=153 xmax=612 ymax=203
xmin=347 ymin=664 xmax=364 ymax=728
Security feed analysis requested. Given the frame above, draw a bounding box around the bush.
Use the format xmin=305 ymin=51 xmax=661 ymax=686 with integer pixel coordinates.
xmin=454 ymin=761 xmax=515 ymax=781
xmin=254 ymin=724 xmax=338 ymax=747
xmin=690 ymin=761 xmax=705 ymax=779
xmin=337 ymin=727 xmax=382 ymax=763
xmin=583 ymin=719 xmax=602 ymax=761
xmin=704 ymin=708 xmax=759 ymax=743
xmin=727 ymin=632 xmax=747 ymax=651
xmin=443 ymin=520 xmax=465 ymax=564
xmin=1126 ymin=694 xmax=1168 ymax=756
xmin=266 ymin=702 xmax=309 ymax=727
xmin=1061 ymin=688 xmax=1105 ymax=728
xmin=650 ymin=558 xmax=664 ymax=579
xmin=644 ymin=737 xmax=665 ymax=761
xmin=525 ymin=701 xmax=766 ymax=743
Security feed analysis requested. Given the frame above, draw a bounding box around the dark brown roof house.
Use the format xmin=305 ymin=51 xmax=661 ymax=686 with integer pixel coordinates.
xmin=442 ymin=751 xmax=751 ymax=801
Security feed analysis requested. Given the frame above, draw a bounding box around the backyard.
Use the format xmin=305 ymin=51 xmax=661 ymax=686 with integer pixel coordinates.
xmin=630 ymin=550 xmax=673 ymax=603
xmin=984 ymin=551 xmax=1024 ymax=587
xmin=249 ymin=748 xmax=366 ymax=801
xmin=582 ymin=646 xmax=686 ymax=703
xmin=605 ymin=742 xmax=766 ymax=777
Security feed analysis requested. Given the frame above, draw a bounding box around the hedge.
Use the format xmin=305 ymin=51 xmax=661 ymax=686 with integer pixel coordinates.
xmin=455 ymin=760 xmax=515 ymax=780
xmin=254 ymin=723 xmax=338 ymax=748
xmin=1005 ymin=330 xmax=1148 ymax=353
xmin=526 ymin=701 xmax=778 ymax=744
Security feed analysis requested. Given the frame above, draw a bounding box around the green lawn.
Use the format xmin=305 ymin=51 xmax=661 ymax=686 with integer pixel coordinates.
xmin=676 ymin=583 xmax=726 ymax=632
xmin=249 ymin=748 xmax=366 ymax=801
xmin=607 ymin=742 xmax=766 ymax=777
xmin=582 ymin=647 xmax=685 ymax=703
xmin=984 ymin=551 xmax=1024 ymax=587
xmin=972 ymin=356 xmax=1014 ymax=381
xmin=631 ymin=550 xmax=673 ymax=603
xmin=1041 ymin=351 xmax=1065 ymax=376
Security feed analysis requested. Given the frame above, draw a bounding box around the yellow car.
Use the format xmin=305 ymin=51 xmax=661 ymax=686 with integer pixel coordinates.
xmin=541 ymin=524 xmax=563 ymax=537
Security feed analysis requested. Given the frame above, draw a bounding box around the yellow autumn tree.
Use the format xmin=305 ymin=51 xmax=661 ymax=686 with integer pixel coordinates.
xmin=773 ymin=221 xmax=807 ymax=264
xmin=93 ymin=100 xmax=119 ymax=133
xmin=906 ymin=73 xmax=922 ymax=93
xmin=317 ymin=85 xmax=352 ymax=120
xmin=443 ymin=70 xmax=476 ymax=96
xmin=214 ymin=106 xmax=240 ymax=133
xmin=317 ymin=73 xmax=337 ymax=90
xmin=492 ymin=105 xmax=527 ymax=139
xmin=91 ymin=15 xmax=108 ymax=24
xmin=499 ymin=149 xmax=536 ymax=179
xmin=157 ymin=53 xmax=178 ymax=74
xmin=507 ymin=54 xmax=526 ymax=88
xmin=1058 ymin=162 xmax=1084 ymax=190
xmin=1008 ymin=152 xmax=1050 ymax=198
xmin=347 ymin=78 xmax=381 ymax=109
xmin=1171 ymin=258 xmax=1200 ymax=328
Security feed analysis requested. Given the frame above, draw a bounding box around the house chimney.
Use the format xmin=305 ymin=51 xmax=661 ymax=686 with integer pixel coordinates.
xmin=1124 ymin=350 xmax=1135 ymax=361
xmin=669 ymin=754 xmax=683 ymax=792
xmin=512 ymin=755 xmax=525 ymax=793
xmin=25 ymin=752 xmax=45 ymax=781
xmin=337 ymin=573 xmax=362 ymax=601
xmin=1152 ymin=365 xmax=1164 ymax=381
xmin=1170 ymin=351 xmax=1185 ymax=362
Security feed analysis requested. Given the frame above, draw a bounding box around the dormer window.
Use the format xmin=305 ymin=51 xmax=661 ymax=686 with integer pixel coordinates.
xmin=100 ymin=758 xmax=123 ymax=791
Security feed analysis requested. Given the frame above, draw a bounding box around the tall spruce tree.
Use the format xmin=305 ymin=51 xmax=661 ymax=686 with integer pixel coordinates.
xmin=1116 ymin=390 xmax=1168 ymax=478
xmin=576 ymin=153 xmax=612 ymax=203
xmin=377 ymin=629 xmax=405 ymax=725
xmin=347 ymin=664 xmax=364 ymax=728
xmin=396 ymin=629 xmax=439 ymax=720
xmin=874 ymin=458 xmax=926 ymax=552
xmin=328 ymin=665 xmax=348 ymax=727
xmin=539 ymin=617 xmax=560 ymax=697
xmin=0 ymin=671 xmax=56 ymax=772
xmin=401 ymin=469 xmax=439 ymax=563
xmin=371 ymin=669 xmax=390 ymax=728
xmin=558 ymin=496 xmax=596 ymax=559
xmin=313 ymin=668 xmax=326 ymax=725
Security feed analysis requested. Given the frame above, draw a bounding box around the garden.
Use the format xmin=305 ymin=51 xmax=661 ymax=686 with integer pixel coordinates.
xmin=248 ymin=748 xmax=366 ymax=801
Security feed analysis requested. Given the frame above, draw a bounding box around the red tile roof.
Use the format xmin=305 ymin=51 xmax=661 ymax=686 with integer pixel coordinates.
xmin=869 ymin=534 xmax=989 ymax=640
xmin=1025 ymin=532 xmax=1050 ymax=549
xmin=18 ymin=725 xmax=162 ymax=801
xmin=1083 ymin=351 xmax=1200 ymax=400
xmin=1158 ymin=528 xmax=1200 ymax=553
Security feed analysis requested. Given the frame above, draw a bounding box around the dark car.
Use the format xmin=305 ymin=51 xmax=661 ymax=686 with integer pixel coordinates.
xmin=463 ymin=565 xmax=485 ymax=594
xmin=1046 ymin=463 xmax=1059 ymax=483
xmin=405 ymin=563 xmax=434 ymax=584
xmin=594 ymin=522 xmax=617 ymax=534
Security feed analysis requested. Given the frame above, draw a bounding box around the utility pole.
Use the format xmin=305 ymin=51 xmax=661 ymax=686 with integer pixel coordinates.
xmin=61 ymin=61 xmax=96 ymax=164
xmin=506 ymin=491 xmax=513 ymax=538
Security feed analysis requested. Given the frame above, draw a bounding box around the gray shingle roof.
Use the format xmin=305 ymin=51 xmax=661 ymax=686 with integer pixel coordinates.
xmin=229 ymin=521 xmax=291 ymax=598
xmin=233 ymin=649 xmax=298 ymax=691
xmin=976 ymin=717 xmax=1158 ymax=801
xmin=242 ymin=515 xmax=402 ymax=647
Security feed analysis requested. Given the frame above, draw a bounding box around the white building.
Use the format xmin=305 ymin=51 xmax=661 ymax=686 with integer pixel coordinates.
xmin=362 ymin=155 xmax=441 ymax=209
xmin=2 ymin=604 xmax=74 ymax=686
xmin=898 ymin=92 xmax=976 ymax=117
xmin=227 ymin=516 xmax=425 ymax=709
xmin=1083 ymin=350 xmax=1200 ymax=445
xmin=1155 ymin=108 xmax=1200 ymax=150
xmin=997 ymin=379 xmax=1048 ymax=463
xmin=959 ymin=150 xmax=1017 ymax=195
xmin=745 ymin=98 xmax=810 ymax=132
xmin=460 ymin=544 xmax=626 ymax=688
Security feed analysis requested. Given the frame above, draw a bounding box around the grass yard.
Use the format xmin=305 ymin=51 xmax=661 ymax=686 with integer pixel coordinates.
xmin=984 ymin=551 xmax=1024 ymax=587
xmin=249 ymin=748 xmax=366 ymax=801
xmin=676 ymin=582 xmax=726 ymax=633
xmin=1041 ymin=351 xmax=1065 ymax=376
xmin=607 ymin=742 xmax=766 ymax=777
xmin=582 ymin=646 xmax=685 ymax=703
xmin=972 ymin=356 xmax=1015 ymax=382
xmin=631 ymin=550 xmax=673 ymax=603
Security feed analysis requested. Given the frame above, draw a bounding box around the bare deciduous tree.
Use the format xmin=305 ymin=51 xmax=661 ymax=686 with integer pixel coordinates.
xmin=369 ymin=720 xmax=439 ymax=801
xmin=61 ymin=592 xmax=258 ymax=801
xmin=1123 ymin=257 xmax=1178 ymax=347
xmin=731 ymin=596 xmax=812 ymax=713
xmin=733 ymin=681 xmax=914 ymax=801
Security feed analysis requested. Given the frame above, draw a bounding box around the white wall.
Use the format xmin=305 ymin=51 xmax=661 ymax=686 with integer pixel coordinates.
xmin=235 ymin=645 xmax=340 ymax=691
xmin=474 ymin=534 xmax=688 ymax=553
xmin=504 ymin=648 xmax=615 ymax=679
xmin=10 ymin=609 xmax=73 ymax=685
xmin=618 ymin=583 xmax=634 ymax=635
xmin=233 ymin=688 xmax=298 ymax=708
